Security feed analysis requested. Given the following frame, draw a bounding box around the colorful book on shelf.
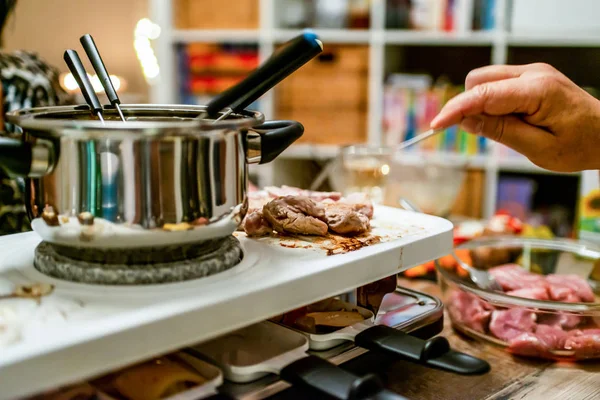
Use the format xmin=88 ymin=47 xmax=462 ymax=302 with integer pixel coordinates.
xmin=482 ymin=0 xmax=496 ymax=30
xmin=473 ymin=0 xmax=495 ymax=30
xmin=387 ymin=0 xmax=476 ymax=32
xmin=177 ymin=42 xmax=259 ymax=106
xmin=443 ymin=0 xmax=455 ymax=31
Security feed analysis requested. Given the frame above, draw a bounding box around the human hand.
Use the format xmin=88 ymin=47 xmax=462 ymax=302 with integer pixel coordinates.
xmin=430 ymin=63 xmax=600 ymax=172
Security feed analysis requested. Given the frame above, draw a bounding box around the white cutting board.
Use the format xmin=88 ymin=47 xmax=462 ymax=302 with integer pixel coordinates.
xmin=0 ymin=205 xmax=452 ymax=399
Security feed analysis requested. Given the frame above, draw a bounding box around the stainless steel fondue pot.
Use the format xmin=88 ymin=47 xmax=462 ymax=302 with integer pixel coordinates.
xmin=0 ymin=104 xmax=303 ymax=248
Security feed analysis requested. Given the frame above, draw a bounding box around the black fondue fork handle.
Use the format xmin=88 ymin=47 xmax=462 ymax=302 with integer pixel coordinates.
xmin=80 ymin=34 xmax=126 ymax=122
xmin=80 ymin=34 xmax=119 ymax=105
xmin=63 ymin=49 xmax=104 ymax=121
xmin=205 ymin=31 xmax=323 ymax=118
xmin=354 ymin=325 xmax=491 ymax=375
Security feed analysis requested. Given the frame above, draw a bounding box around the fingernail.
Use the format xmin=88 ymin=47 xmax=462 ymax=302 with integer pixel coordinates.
xmin=430 ymin=115 xmax=442 ymax=129
xmin=461 ymin=116 xmax=483 ymax=134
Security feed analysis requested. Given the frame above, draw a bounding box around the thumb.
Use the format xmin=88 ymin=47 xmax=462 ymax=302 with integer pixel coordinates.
xmin=461 ymin=114 xmax=555 ymax=162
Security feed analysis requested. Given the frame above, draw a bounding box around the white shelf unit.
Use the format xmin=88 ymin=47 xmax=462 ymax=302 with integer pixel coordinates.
xmin=150 ymin=0 xmax=593 ymax=219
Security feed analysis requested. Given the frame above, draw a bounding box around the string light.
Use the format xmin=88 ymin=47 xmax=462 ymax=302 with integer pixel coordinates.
xmin=62 ymin=72 xmax=79 ymax=92
xmin=60 ymin=73 xmax=123 ymax=94
xmin=134 ymin=18 xmax=161 ymax=84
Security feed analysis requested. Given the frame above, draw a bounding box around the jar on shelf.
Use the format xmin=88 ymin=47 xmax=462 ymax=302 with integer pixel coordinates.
xmin=277 ymin=0 xmax=311 ymax=28
xmin=348 ymin=0 xmax=370 ymax=29
xmin=314 ymin=0 xmax=349 ymax=29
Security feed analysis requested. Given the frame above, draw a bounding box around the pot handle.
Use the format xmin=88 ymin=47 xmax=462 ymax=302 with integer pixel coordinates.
xmin=246 ymin=120 xmax=304 ymax=165
xmin=0 ymin=136 xmax=53 ymax=178
xmin=354 ymin=325 xmax=490 ymax=375
xmin=0 ymin=137 xmax=32 ymax=177
xmin=280 ymin=355 xmax=407 ymax=400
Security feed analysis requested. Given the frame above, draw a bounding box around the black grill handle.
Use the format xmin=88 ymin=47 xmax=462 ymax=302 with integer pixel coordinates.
xmin=354 ymin=325 xmax=491 ymax=375
xmin=281 ymin=355 xmax=407 ymax=400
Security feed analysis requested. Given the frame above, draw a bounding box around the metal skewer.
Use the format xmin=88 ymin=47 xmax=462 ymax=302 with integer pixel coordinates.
xmin=395 ymin=128 xmax=442 ymax=150
xmin=79 ymin=34 xmax=126 ymax=122
xmin=64 ymin=49 xmax=105 ymax=124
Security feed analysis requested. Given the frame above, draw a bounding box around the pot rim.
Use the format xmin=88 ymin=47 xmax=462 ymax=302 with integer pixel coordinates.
xmin=6 ymin=104 xmax=265 ymax=137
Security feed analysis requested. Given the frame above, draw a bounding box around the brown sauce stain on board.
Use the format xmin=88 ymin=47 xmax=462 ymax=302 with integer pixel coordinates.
xmin=275 ymin=232 xmax=383 ymax=255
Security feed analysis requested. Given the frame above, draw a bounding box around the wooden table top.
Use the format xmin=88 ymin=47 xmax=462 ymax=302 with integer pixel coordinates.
xmin=389 ymin=278 xmax=600 ymax=400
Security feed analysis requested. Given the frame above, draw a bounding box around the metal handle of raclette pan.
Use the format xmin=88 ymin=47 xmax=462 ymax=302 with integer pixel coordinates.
xmin=354 ymin=325 xmax=491 ymax=375
xmin=203 ymin=30 xmax=323 ymax=120
xmin=280 ymin=355 xmax=409 ymax=400
xmin=63 ymin=49 xmax=105 ymax=123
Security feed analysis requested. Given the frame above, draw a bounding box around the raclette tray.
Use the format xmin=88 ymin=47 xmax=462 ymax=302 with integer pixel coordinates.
xmin=21 ymin=287 xmax=443 ymax=400
xmin=0 ymin=206 xmax=452 ymax=399
xmin=215 ymin=287 xmax=443 ymax=399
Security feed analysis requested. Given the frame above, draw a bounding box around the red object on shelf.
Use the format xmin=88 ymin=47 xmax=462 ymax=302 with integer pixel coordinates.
xmin=189 ymin=76 xmax=246 ymax=95
xmin=188 ymin=52 xmax=259 ymax=75
xmin=443 ymin=0 xmax=454 ymax=31
xmin=488 ymin=210 xmax=524 ymax=234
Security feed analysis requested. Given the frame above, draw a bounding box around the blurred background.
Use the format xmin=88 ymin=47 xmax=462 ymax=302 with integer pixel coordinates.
xmin=6 ymin=0 xmax=600 ymax=240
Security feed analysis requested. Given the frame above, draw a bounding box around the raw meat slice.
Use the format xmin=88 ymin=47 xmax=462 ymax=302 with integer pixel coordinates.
xmin=534 ymin=324 xmax=569 ymax=348
xmin=506 ymin=287 xmax=549 ymax=301
xmin=324 ymin=203 xmax=370 ymax=235
xmin=546 ymin=274 xmax=596 ymax=303
xmin=264 ymin=186 xmax=303 ymax=197
xmin=564 ymin=329 xmax=600 ymax=358
xmin=571 ymin=329 xmax=600 ymax=335
xmin=547 ymin=285 xmax=581 ymax=303
xmin=507 ymin=324 xmax=568 ymax=358
xmin=242 ymin=210 xmax=272 ymax=237
xmin=262 ymin=196 xmax=328 ymax=236
xmin=264 ymin=186 xmax=342 ymax=202
xmin=448 ymin=291 xmax=493 ymax=333
xmin=538 ymin=312 xmax=582 ymax=330
xmin=248 ymin=190 xmax=273 ymax=212
xmin=508 ymin=333 xmax=552 ymax=358
xmin=306 ymin=190 xmax=343 ymax=202
xmin=489 ymin=308 xmax=536 ymax=341
xmin=488 ymin=264 xmax=548 ymax=292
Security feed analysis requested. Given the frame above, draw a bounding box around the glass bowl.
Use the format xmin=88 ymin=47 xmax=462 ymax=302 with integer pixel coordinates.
xmin=384 ymin=152 xmax=467 ymax=217
xmin=436 ymin=236 xmax=600 ymax=361
xmin=326 ymin=145 xmax=393 ymax=204
xmin=325 ymin=148 xmax=468 ymax=214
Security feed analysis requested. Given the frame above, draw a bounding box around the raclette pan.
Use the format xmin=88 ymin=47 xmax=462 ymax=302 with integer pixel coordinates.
xmin=273 ymin=293 xmax=490 ymax=376
xmin=186 ymin=321 xmax=407 ymax=400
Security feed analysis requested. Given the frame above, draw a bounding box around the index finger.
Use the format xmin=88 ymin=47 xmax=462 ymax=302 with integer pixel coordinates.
xmin=465 ymin=63 xmax=554 ymax=89
xmin=465 ymin=65 xmax=527 ymax=89
xmin=430 ymin=78 xmax=543 ymax=129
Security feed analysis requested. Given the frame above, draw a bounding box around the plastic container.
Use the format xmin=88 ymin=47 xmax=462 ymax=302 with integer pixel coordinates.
xmin=436 ymin=236 xmax=600 ymax=360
